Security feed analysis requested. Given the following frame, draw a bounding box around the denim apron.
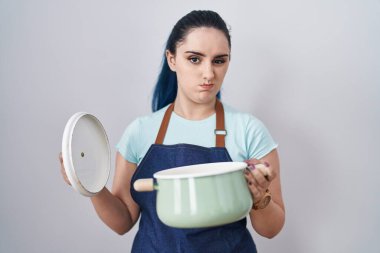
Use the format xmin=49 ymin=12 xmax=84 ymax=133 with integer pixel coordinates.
xmin=130 ymin=100 xmax=257 ymax=253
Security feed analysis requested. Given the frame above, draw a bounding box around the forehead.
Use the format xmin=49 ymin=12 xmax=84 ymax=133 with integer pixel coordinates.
xmin=176 ymin=27 xmax=230 ymax=54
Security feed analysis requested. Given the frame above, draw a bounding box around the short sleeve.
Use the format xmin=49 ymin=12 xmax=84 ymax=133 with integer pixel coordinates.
xmin=246 ymin=116 xmax=278 ymax=160
xmin=116 ymin=118 xmax=140 ymax=164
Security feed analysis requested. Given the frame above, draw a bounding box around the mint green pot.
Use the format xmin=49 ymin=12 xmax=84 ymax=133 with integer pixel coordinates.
xmin=134 ymin=162 xmax=252 ymax=228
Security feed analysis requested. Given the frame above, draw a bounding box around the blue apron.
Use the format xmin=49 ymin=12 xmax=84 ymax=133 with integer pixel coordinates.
xmin=130 ymin=100 xmax=257 ymax=253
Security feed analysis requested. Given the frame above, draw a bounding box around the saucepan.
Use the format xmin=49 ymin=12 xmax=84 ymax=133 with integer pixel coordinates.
xmin=134 ymin=161 xmax=265 ymax=228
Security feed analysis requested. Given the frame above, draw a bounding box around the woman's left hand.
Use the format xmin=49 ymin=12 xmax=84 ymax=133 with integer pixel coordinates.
xmin=244 ymin=159 xmax=277 ymax=205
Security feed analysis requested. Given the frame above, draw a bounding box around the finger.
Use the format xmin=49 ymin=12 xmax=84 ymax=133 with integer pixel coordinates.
xmin=258 ymin=160 xmax=275 ymax=180
xmin=245 ymin=173 xmax=268 ymax=205
xmin=245 ymin=173 xmax=259 ymax=189
xmin=59 ymin=155 xmax=71 ymax=186
xmin=262 ymin=165 xmax=277 ymax=182
xmin=244 ymin=159 xmax=260 ymax=167
xmin=263 ymin=168 xmax=271 ymax=182
xmin=250 ymin=168 xmax=271 ymax=189
xmin=244 ymin=170 xmax=253 ymax=182
xmin=61 ymin=171 xmax=71 ymax=186
xmin=246 ymin=165 xmax=269 ymax=188
xmin=246 ymin=178 xmax=260 ymax=196
xmin=246 ymin=180 xmax=265 ymax=203
xmin=60 ymin=169 xmax=69 ymax=182
xmin=254 ymin=163 xmax=273 ymax=182
xmin=245 ymin=173 xmax=267 ymax=195
xmin=59 ymin=153 xmax=64 ymax=169
xmin=265 ymin=167 xmax=276 ymax=181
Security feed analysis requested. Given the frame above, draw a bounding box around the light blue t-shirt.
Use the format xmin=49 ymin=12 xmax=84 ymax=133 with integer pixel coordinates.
xmin=116 ymin=103 xmax=278 ymax=165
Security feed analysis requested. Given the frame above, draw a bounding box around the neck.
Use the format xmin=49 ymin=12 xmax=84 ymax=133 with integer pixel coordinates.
xmin=173 ymin=97 xmax=216 ymax=120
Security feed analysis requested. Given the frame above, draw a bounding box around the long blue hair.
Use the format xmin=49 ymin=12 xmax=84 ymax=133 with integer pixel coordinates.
xmin=151 ymin=10 xmax=231 ymax=112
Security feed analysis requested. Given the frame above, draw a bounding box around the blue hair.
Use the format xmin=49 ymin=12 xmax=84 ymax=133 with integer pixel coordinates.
xmin=151 ymin=10 xmax=230 ymax=112
xmin=151 ymin=52 xmax=178 ymax=112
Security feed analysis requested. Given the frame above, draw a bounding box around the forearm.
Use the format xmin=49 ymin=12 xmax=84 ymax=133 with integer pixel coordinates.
xmin=249 ymin=200 xmax=285 ymax=238
xmin=90 ymin=187 xmax=135 ymax=235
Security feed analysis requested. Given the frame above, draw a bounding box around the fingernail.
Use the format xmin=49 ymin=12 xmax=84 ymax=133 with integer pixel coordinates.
xmin=248 ymin=164 xmax=255 ymax=171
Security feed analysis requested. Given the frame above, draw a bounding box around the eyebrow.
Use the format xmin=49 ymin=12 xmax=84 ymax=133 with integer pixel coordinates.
xmin=184 ymin=51 xmax=229 ymax=58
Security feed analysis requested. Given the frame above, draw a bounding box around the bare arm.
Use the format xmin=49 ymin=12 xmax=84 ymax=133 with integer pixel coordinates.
xmin=245 ymin=149 xmax=285 ymax=238
xmin=90 ymin=152 xmax=140 ymax=235
xmin=59 ymin=152 xmax=140 ymax=235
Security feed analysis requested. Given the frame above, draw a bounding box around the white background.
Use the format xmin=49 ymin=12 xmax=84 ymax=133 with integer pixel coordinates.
xmin=1 ymin=0 xmax=379 ymax=252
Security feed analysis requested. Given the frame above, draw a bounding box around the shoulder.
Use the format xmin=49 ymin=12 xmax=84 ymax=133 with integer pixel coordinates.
xmin=125 ymin=104 xmax=169 ymax=141
xmin=223 ymin=102 xmax=263 ymax=128
xmin=117 ymin=105 xmax=170 ymax=162
xmin=119 ymin=104 xmax=168 ymax=137
xmin=135 ymin=104 xmax=169 ymax=127
xmin=222 ymin=102 xmax=278 ymax=159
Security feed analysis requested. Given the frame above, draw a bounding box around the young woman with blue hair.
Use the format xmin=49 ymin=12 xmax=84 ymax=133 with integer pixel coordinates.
xmin=60 ymin=10 xmax=285 ymax=252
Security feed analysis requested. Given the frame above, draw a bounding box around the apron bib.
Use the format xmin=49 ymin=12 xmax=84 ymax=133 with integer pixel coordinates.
xmin=130 ymin=100 xmax=257 ymax=253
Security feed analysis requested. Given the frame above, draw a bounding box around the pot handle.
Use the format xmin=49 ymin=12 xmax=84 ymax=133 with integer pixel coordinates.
xmin=134 ymin=178 xmax=155 ymax=192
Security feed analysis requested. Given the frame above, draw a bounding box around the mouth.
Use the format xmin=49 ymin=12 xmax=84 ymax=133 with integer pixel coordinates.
xmin=200 ymin=83 xmax=214 ymax=90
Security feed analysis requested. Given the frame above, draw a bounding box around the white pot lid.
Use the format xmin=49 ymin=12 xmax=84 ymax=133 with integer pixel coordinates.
xmin=61 ymin=112 xmax=111 ymax=197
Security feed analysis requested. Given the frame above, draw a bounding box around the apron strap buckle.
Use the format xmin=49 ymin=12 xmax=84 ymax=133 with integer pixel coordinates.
xmin=214 ymin=129 xmax=227 ymax=136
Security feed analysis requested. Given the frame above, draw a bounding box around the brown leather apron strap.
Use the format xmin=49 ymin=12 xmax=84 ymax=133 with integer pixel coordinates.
xmin=155 ymin=102 xmax=175 ymax=145
xmin=154 ymin=99 xmax=226 ymax=147
xmin=215 ymin=99 xmax=227 ymax=147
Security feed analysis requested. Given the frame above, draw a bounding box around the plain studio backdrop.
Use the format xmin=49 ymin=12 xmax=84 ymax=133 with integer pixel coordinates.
xmin=1 ymin=0 xmax=379 ymax=252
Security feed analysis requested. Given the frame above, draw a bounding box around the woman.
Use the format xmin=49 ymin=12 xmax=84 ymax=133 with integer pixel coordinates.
xmin=60 ymin=10 xmax=285 ymax=252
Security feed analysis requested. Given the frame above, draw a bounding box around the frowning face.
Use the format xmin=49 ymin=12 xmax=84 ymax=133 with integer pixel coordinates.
xmin=166 ymin=27 xmax=230 ymax=105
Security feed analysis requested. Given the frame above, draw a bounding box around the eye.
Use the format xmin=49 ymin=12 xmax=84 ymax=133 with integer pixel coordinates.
xmin=189 ymin=57 xmax=200 ymax=64
xmin=214 ymin=59 xmax=226 ymax=64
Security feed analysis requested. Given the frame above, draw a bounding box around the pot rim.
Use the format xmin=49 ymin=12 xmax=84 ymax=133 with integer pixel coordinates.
xmin=154 ymin=161 xmax=247 ymax=179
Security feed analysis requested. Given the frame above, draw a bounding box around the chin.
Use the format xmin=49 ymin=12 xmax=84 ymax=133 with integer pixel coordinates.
xmin=194 ymin=95 xmax=217 ymax=104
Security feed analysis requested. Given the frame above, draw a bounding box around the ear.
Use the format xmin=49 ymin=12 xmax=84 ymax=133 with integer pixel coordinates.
xmin=166 ymin=50 xmax=176 ymax=72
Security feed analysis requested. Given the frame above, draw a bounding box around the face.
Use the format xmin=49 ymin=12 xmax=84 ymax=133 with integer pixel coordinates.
xmin=166 ymin=27 xmax=230 ymax=105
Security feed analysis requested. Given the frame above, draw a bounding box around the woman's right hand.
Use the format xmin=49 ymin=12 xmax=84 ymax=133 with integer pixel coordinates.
xmin=59 ymin=152 xmax=71 ymax=186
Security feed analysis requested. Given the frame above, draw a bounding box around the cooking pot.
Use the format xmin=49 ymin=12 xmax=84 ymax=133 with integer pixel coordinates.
xmin=134 ymin=161 xmax=264 ymax=228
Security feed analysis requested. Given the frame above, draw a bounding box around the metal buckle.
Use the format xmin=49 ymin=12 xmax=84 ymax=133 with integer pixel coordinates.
xmin=214 ymin=129 xmax=227 ymax=136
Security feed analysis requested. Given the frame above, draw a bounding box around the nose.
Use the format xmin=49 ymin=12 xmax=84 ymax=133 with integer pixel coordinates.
xmin=202 ymin=62 xmax=215 ymax=82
